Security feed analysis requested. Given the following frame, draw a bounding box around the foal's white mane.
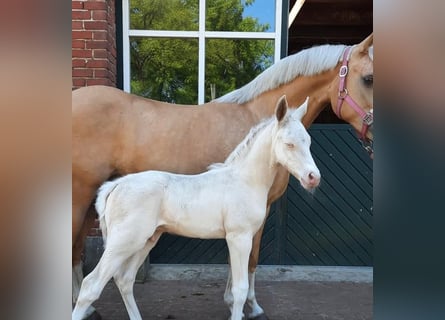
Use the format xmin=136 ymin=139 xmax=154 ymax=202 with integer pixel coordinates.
xmin=214 ymin=44 xmax=347 ymax=104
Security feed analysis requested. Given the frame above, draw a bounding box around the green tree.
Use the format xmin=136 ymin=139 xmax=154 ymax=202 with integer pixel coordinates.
xmin=130 ymin=0 xmax=274 ymax=104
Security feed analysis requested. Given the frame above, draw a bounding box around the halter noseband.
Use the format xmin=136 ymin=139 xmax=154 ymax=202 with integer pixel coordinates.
xmin=336 ymin=46 xmax=373 ymax=156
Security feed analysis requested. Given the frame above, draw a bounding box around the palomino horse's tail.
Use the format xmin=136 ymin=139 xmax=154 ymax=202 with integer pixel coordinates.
xmin=95 ymin=180 xmax=119 ymax=247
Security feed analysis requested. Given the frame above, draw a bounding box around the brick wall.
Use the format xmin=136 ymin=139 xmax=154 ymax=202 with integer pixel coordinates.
xmin=72 ymin=0 xmax=117 ymax=89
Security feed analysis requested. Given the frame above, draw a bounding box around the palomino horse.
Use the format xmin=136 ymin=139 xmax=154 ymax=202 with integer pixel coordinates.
xmin=72 ymin=97 xmax=320 ymax=320
xmin=72 ymin=34 xmax=373 ymax=319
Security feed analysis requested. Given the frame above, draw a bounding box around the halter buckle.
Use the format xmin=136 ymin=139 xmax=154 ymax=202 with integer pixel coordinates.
xmin=361 ymin=139 xmax=374 ymax=156
xmin=363 ymin=111 xmax=373 ymax=126
xmin=339 ymin=65 xmax=348 ymax=77
xmin=338 ymin=88 xmax=348 ymax=99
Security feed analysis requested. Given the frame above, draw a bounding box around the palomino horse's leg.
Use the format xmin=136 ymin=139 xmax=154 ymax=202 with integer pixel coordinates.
xmin=113 ymin=231 xmax=163 ymax=320
xmin=223 ymin=268 xmax=234 ymax=313
xmin=226 ymin=232 xmax=253 ymax=320
xmin=73 ymin=194 xmax=99 ymax=319
xmin=246 ymin=211 xmax=269 ymax=320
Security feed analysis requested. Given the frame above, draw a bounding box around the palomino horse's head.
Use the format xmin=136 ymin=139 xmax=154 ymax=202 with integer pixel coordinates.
xmin=331 ymin=34 xmax=373 ymax=156
xmin=273 ymin=96 xmax=320 ymax=190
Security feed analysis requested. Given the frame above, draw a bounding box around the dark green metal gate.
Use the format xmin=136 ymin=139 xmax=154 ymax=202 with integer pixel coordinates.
xmin=150 ymin=124 xmax=373 ymax=266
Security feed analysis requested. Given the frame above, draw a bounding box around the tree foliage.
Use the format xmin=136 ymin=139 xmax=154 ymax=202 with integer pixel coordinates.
xmin=130 ymin=0 xmax=274 ymax=104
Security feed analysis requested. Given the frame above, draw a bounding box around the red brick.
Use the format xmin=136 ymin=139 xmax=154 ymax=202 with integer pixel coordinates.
xmin=72 ymin=30 xmax=93 ymax=39
xmin=84 ymin=21 xmax=108 ymax=31
xmin=110 ymin=63 xmax=117 ymax=75
xmin=72 ymin=1 xmax=84 ymax=9
xmin=86 ymin=59 xmax=108 ymax=68
xmin=72 ymin=40 xmax=85 ymax=49
xmin=109 ymin=46 xmax=117 ymax=58
xmin=72 ymin=68 xmax=93 ymax=77
xmin=72 ymin=49 xmax=93 ymax=58
xmin=85 ymin=40 xmax=108 ymax=49
xmin=93 ymin=31 xmax=107 ymax=40
xmin=72 ymin=10 xmax=91 ymax=20
xmin=93 ymin=49 xmax=107 ymax=58
xmin=72 ymin=59 xmax=87 ymax=67
xmin=72 ymin=21 xmax=83 ymax=30
xmin=92 ymin=10 xmax=107 ymax=20
xmin=108 ymin=54 xmax=116 ymax=64
xmin=84 ymin=2 xmax=107 ymax=10
xmin=72 ymin=78 xmax=86 ymax=88
xmin=108 ymin=73 xmax=116 ymax=83
xmin=86 ymin=78 xmax=110 ymax=86
xmin=94 ymin=69 xmax=109 ymax=78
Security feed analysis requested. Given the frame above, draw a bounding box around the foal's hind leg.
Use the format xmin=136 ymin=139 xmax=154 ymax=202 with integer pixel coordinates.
xmin=113 ymin=231 xmax=163 ymax=320
xmin=72 ymin=247 xmax=133 ymax=320
xmin=73 ymin=222 xmax=150 ymax=320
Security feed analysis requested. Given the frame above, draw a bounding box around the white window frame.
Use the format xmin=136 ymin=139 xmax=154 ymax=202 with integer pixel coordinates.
xmin=122 ymin=0 xmax=283 ymax=104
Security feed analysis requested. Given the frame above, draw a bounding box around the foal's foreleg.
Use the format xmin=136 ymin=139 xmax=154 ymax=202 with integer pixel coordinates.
xmin=224 ymin=211 xmax=269 ymax=319
xmin=226 ymin=233 xmax=253 ymax=320
xmin=113 ymin=231 xmax=163 ymax=320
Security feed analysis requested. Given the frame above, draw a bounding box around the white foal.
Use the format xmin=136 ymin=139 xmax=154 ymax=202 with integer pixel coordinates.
xmin=72 ymin=96 xmax=320 ymax=320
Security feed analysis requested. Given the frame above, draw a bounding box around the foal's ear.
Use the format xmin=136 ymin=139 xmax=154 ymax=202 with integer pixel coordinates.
xmin=294 ymin=97 xmax=309 ymax=120
xmin=275 ymin=95 xmax=288 ymax=122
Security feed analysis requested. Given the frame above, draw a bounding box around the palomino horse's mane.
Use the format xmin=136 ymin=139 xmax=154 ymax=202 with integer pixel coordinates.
xmin=208 ymin=117 xmax=274 ymax=170
xmin=214 ymin=44 xmax=347 ymax=104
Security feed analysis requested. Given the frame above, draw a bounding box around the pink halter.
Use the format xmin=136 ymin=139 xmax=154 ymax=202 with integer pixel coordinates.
xmin=335 ymin=46 xmax=373 ymax=155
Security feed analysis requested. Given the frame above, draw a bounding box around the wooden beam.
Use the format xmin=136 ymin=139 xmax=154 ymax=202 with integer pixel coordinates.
xmin=288 ymin=0 xmax=306 ymax=28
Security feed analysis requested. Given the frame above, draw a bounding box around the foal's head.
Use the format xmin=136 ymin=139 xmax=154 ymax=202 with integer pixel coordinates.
xmin=273 ymin=96 xmax=320 ymax=190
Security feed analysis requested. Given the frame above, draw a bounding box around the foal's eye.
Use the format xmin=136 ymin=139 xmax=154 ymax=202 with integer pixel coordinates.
xmin=285 ymin=143 xmax=295 ymax=149
xmin=362 ymin=74 xmax=373 ymax=88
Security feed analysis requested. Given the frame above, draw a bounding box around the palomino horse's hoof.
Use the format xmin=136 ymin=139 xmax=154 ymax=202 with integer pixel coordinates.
xmin=84 ymin=310 xmax=102 ymax=320
xmin=249 ymin=313 xmax=269 ymax=320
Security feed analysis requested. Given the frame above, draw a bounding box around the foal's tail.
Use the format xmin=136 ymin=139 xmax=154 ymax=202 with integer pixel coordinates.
xmin=95 ymin=180 xmax=119 ymax=247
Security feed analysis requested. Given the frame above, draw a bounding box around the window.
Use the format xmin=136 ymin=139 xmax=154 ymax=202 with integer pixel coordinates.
xmin=122 ymin=0 xmax=284 ymax=104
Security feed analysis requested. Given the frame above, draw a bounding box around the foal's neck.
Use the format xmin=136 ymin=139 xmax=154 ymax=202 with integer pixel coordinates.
xmin=234 ymin=123 xmax=278 ymax=190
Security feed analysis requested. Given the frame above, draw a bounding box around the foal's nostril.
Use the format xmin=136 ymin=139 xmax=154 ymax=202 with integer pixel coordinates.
xmin=307 ymin=172 xmax=320 ymax=187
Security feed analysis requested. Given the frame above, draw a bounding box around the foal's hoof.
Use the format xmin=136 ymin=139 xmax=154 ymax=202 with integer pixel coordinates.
xmin=84 ymin=310 xmax=102 ymax=320
xmin=249 ymin=313 xmax=269 ymax=320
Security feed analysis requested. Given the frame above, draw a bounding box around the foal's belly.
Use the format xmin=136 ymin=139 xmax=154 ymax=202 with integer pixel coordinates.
xmin=159 ymin=206 xmax=226 ymax=239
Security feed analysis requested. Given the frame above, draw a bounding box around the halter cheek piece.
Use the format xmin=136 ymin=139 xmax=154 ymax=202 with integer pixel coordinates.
xmin=335 ymin=46 xmax=373 ymax=155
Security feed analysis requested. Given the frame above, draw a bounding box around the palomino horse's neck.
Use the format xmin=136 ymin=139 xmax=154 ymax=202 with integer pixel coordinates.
xmin=245 ymin=67 xmax=339 ymax=128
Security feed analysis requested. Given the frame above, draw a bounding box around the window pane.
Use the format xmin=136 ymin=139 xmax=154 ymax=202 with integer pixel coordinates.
xmin=130 ymin=37 xmax=198 ymax=104
xmin=205 ymin=39 xmax=274 ymax=102
xmin=206 ymin=0 xmax=275 ymax=32
xmin=130 ymin=0 xmax=199 ymax=31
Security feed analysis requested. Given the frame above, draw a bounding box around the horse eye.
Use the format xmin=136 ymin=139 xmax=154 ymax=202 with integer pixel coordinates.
xmin=285 ymin=143 xmax=295 ymax=149
xmin=363 ymin=74 xmax=373 ymax=88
